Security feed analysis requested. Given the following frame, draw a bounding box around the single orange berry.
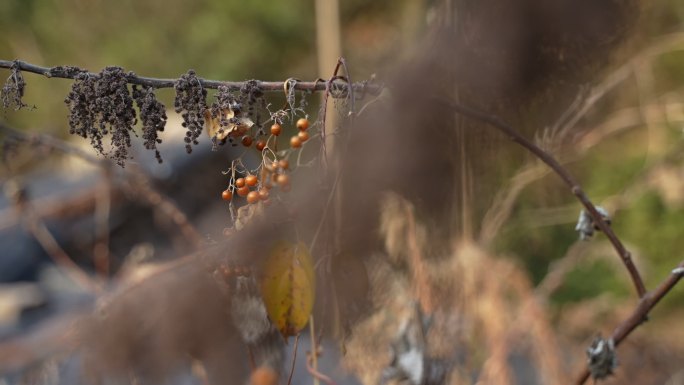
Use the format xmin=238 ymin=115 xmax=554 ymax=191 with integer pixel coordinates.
xmin=278 ymin=159 xmax=289 ymax=170
xmin=235 ymin=178 xmax=246 ymax=188
xmin=258 ymin=189 xmax=270 ymax=200
xmin=237 ymin=186 xmax=250 ymax=197
xmin=246 ymin=191 xmax=260 ymax=204
xmin=276 ymin=173 xmax=290 ymax=187
xmin=255 ymin=140 xmax=266 ymax=151
xmin=298 ymin=130 xmax=309 ymax=142
xmin=290 ymin=136 xmax=302 ymax=148
xmin=241 ymin=136 xmax=253 ymax=147
xmin=245 ymin=174 xmax=258 ymax=187
xmin=270 ymin=123 xmax=282 ymax=136
xmin=221 ymin=189 xmax=233 ymax=201
xmin=250 ymin=366 xmax=278 ymax=385
xmin=296 ymin=118 xmax=309 ymax=131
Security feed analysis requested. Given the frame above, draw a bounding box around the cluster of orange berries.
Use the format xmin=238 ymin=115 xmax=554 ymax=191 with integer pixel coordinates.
xmin=220 ymin=117 xmax=311 ymax=204
xmin=271 ymin=117 xmax=310 ymax=149
xmin=234 ymin=117 xmax=310 ymax=151
xmin=221 ymin=158 xmax=292 ymax=205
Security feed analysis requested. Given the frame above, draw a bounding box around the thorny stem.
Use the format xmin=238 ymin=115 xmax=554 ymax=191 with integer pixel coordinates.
xmin=436 ymin=98 xmax=648 ymax=298
xmin=0 ymin=59 xmax=381 ymax=94
xmin=575 ymin=260 xmax=684 ymax=384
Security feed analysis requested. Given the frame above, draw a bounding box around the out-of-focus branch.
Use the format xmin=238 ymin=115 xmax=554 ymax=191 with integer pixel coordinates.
xmin=124 ymin=165 xmax=204 ymax=248
xmin=3 ymin=180 xmax=101 ymax=292
xmin=0 ymin=59 xmax=381 ymax=95
xmin=437 ymin=98 xmax=648 ymax=298
xmin=0 ymin=122 xmax=203 ymax=248
xmin=575 ymin=260 xmax=684 ymax=384
xmin=93 ymin=168 xmax=112 ymax=277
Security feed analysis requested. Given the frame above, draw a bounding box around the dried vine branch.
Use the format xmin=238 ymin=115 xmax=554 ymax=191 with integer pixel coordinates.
xmin=575 ymin=260 xmax=684 ymax=384
xmin=436 ymin=98 xmax=648 ymax=298
xmin=0 ymin=59 xmax=381 ymax=94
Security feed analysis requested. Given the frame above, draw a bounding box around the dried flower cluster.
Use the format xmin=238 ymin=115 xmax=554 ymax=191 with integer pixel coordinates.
xmin=174 ymin=70 xmax=207 ymax=154
xmin=1 ymin=62 xmax=27 ymax=110
xmin=65 ymin=67 xmax=137 ymax=167
xmin=239 ymin=79 xmax=265 ymax=122
xmin=209 ymin=84 xmax=242 ymax=148
xmin=132 ymin=85 xmax=166 ymax=164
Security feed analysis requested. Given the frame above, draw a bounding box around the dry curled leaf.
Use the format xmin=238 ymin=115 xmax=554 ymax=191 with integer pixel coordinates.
xmin=260 ymin=241 xmax=315 ymax=338
xmin=205 ymin=107 xmax=254 ymax=141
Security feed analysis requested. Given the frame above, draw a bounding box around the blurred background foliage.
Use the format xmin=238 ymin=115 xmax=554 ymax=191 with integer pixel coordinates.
xmin=1 ymin=0 xmax=684 ymax=353
xmin=494 ymin=0 xmax=684 ymax=317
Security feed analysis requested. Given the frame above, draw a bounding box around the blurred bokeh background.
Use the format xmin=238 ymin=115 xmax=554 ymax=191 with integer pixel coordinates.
xmin=1 ymin=0 xmax=684 ymax=384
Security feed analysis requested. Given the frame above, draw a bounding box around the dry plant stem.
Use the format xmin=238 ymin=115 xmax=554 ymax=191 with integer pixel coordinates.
xmin=575 ymin=259 xmax=684 ymax=384
xmin=305 ymin=354 xmax=338 ymax=385
xmin=0 ymin=59 xmax=381 ymax=94
xmin=404 ymin=204 xmax=434 ymax=314
xmin=438 ymin=99 xmax=648 ymax=298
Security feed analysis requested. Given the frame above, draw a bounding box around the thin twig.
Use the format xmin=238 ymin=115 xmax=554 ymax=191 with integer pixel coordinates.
xmin=0 ymin=59 xmax=381 ymax=94
xmin=305 ymin=353 xmax=339 ymax=385
xmin=404 ymin=202 xmax=434 ymax=315
xmin=437 ymin=98 xmax=648 ymax=298
xmin=286 ymin=334 xmax=300 ymax=385
xmin=575 ymin=259 xmax=684 ymax=384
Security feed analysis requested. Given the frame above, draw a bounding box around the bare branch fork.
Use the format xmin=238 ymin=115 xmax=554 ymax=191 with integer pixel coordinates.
xmin=575 ymin=260 xmax=684 ymax=384
xmin=0 ymin=59 xmax=382 ymax=94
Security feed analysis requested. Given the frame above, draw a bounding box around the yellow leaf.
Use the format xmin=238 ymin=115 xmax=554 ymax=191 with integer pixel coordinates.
xmin=260 ymin=241 xmax=315 ymax=337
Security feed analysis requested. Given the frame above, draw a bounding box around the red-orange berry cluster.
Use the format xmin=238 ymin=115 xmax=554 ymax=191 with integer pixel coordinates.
xmin=220 ymin=158 xmax=293 ymax=205
xmin=219 ymin=117 xmax=309 ymax=205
